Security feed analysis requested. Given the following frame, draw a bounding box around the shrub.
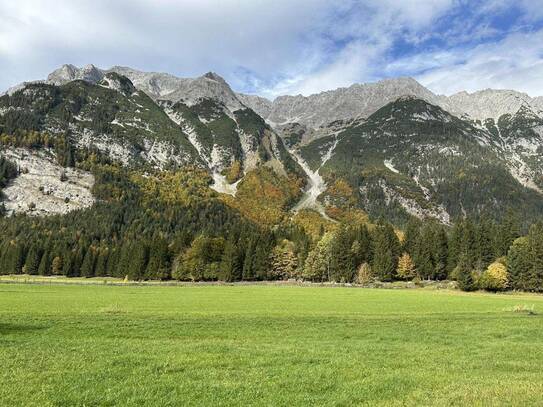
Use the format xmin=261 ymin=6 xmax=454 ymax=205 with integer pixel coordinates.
xmin=479 ymin=262 xmax=508 ymax=291
xmin=357 ymin=263 xmax=373 ymax=285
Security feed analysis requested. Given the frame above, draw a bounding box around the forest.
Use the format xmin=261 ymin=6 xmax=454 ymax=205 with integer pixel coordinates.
xmin=0 ymin=128 xmax=542 ymax=292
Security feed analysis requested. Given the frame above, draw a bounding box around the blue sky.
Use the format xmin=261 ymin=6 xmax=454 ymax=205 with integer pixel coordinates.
xmin=1 ymin=0 xmax=543 ymax=99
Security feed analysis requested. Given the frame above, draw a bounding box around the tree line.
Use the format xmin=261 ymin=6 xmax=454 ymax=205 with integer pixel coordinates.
xmin=0 ymin=132 xmax=542 ymax=292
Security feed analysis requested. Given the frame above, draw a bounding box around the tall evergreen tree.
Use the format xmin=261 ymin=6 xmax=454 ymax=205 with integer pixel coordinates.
xmin=146 ymin=239 xmax=170 ymax=280
xmin=220 ymin=235 xmax=243 ymax=282
xmin=456 ymin=254 xmax=475 ymax=291
xmin=23 ymin=244 xmax=42 ymax=275
xmin=528 ymin=222 xmax=543 ymax=292
xmin=507 ymin=237 xmax=531 ymax=290
xmin=80 ymin=248 xmax=96 ymax=278
xmin=38 ymin=251 xmax=51 ymax=276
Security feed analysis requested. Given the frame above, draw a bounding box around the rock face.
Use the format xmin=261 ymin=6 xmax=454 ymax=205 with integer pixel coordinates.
xmin=45 ymin=64 xmax=245 ymax=111
xmin=0 ymin=148 xmax=94 ymax=216
xmin=239 ymin=79 xmax=543 ymax=129
xmin=239 ymin=77 xmax=439 ymax=129
xmin=47 ymin=64 xmax=104 ymax=85
xmin=446 ymin=89 xmax=543 ymax=121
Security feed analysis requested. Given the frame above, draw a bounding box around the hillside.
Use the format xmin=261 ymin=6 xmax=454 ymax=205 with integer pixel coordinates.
xmin=0 ymin=65 xmax=542 ymax=290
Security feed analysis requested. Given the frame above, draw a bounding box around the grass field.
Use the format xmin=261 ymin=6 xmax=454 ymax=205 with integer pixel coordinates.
xmin=1 ymin=284 xmax=543 ymax=406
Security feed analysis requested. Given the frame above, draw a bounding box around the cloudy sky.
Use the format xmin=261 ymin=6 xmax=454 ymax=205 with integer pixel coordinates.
xmin=1 ymin=0 xmax=543 ymax=99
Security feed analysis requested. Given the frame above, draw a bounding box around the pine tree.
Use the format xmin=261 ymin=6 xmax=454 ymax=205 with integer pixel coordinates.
xmin=494 ymin=210 xmax=521 ymax=257
xmin=528 ymin=222 xmax=543 ymax=292
xmin=220 ymin=236 xmax=243 ymax=282
xmin=351 ymin=224 xmax=371 ymax=267
xmin=242 ymin=239 xmax=256 ymax=281
xmin=80 ymin=249 xmax=96 ymax=278
xmin=456 ymin=254 xmax=475 ymax=291
xmin=5 ymin=243 xmax=25 ymax=275
xmin=128 ymin=242 xmax=148 ymax=280
xmin=116 ymin=242 xmax=132 ymax=278
xmin=146 ymin=239 xmax=170 ymax=280
xmin=94 ymin=249 xmax=109 ymax=277
xmin=475 ymin=217 xmax=494 ymax=269
xmin=414 ymin=227 xmax=433 ymax=279
xmin=371 ymin=225 xmax=397 ymax=282
xmin=330 ymin=225 xmax=355 ymax=282
xmin=38 ymin=251 xmax=51 ymax=276
xmin=402 ymin=219 xmax=421 ymax=255
xmin=62 ymin=251 xmax=75 ymax=277
xmin=23 ymin=244 xmax=42 ymax=275
xmin=507 ymin=237 xmax=531 ymax=290
xmin=432 ymin=226 xmax=448 ymax=280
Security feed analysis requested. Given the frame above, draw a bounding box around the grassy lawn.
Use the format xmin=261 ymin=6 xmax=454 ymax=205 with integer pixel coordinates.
xmin=1 ymin=284 xmax=543 ymax=406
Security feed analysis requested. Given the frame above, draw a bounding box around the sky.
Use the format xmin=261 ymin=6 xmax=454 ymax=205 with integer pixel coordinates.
xmin=1 ymin=0 xmax=543 ymax=99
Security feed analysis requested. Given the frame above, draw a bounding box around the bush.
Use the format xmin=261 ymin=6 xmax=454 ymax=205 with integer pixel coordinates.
xmin=479 ymin=262 xmax=508 ymax=291
xmin=357 ymin=263 xmax=373 ymax=285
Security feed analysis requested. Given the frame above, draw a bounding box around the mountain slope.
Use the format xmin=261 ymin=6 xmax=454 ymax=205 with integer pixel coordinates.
xmin=292 ymin=97 xmax=543 ymax=225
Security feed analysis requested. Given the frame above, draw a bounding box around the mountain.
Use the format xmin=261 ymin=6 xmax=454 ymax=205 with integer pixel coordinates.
xmin=238 ymin=77 xmax=440 ymax=129
xmin=0 ymin=66 xmax=305 ymax=225
xmin=290 ymin=96 xmax=543 ymax=225
xmin=239 ymin=78 xmax=543 ymax=130
xmin=1 ymin=64 xmax=543 ymax=228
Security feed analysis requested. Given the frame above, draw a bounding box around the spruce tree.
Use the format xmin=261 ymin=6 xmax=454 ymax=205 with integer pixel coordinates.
xmin=456 ymin=254 xmax=475 ymax=291
xmin=371 ymin=225 xmax=396 ymax=282
xmin=24 ymin=244 xmax=42 ymax=275
xmin=221 ymin=235 xmax=242 ymax=281
xmin=528 ymin=222 xmax=543 ymax=292
xmin=414 ymin=226 xmax=434 ymax=279
xmin=330 ymin=225 xmax=355 ymax=282
xmin=507 ymin=237 xmax=531 ymax=290
xmin=242 ymin=239 xmax=256 ymax=281
xmin=62 ymin=251 xmax=75 ymax=277
xmin=475 ymin=217 xmax=494 ymax=269
xmin=94 ymin=249 xmax=109 ymax=277
xmin=432 ymin=226 xmax=448 ymax=280
xmin=146 ymin=240 xmax=170 ymax=280
xmin=80 ymin=249 xmax=96 ymax=278
xmin=128 ymin=242 xmax=148 ymax=281
xmin=38 ymin=251 xmax=51 ymax=276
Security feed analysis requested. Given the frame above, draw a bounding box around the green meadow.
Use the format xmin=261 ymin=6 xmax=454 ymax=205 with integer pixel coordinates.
xmin=1 ymin=283 xmax=542 ymax=406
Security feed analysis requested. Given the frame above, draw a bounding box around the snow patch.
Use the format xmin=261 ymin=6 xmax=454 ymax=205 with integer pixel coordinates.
xmin=384 ymin=159 xmax=400 ymax=174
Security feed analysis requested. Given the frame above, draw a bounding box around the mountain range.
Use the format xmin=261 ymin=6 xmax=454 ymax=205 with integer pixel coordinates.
xmin=1 ymin=63 xmax=542 ymax=227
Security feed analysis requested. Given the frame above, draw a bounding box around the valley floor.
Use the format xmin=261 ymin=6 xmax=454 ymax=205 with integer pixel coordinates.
xmin=1 ymin=284 xmax=542 ymax=406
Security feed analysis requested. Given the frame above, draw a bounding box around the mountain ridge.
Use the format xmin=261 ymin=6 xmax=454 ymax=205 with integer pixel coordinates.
xmin=7 ymin=64 xmax=543 ymax=130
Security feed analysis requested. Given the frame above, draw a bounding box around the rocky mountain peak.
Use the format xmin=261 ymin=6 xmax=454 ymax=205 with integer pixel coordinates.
xmin=99 ymin=72 xmax=136 ymax=96
xmin=47 ymin=63 xmax=104 ymax=85
xmin=239 ymin=77 xmax=442 ymax=129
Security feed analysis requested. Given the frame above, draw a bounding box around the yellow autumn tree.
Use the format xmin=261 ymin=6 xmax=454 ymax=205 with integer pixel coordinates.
xmin=479 ymin=261 xmax=508 ymax=291
xmin=51 ymin=256 xmax=63 ymax=275
xmin=397 ymin=252 xmax=416 ymax=280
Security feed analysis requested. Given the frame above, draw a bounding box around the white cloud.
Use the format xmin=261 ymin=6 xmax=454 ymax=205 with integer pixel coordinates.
xmin=1 ymin=0 xmax=543 ymax=98
xmin=415 ymin=30 xmax=543 ymax=96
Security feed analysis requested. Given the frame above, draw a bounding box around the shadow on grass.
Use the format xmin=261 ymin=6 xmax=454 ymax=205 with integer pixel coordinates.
xmin=0 ymin=323 xmax=49 ymax=335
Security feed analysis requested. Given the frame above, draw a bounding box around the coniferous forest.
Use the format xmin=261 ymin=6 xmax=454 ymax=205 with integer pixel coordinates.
xmin=0 ymin=134 xmax=541 ymax=292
